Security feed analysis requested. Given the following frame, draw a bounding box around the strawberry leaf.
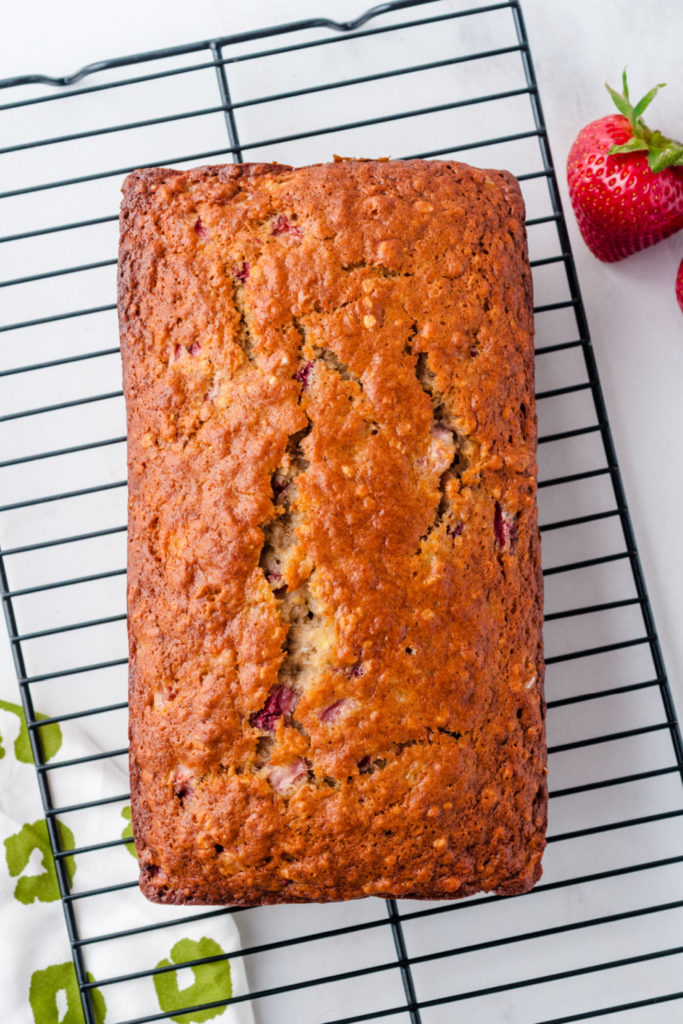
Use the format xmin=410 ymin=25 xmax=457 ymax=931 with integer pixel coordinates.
xmin=605 ymin=81 xmax=632 ymax=121
xmin=609 ymin=138 xmax=649 ymax=156
xmin=605 ymin=71 xmax=683 ymax=174
xmin=648 ymin=143 xmax=683 ymax=172
xmin=632 ymin=83 xmax=666 ymax=122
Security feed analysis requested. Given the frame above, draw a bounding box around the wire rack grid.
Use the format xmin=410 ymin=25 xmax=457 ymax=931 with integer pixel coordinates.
xmin=1 ymin=1 xmax=682 ymax=1022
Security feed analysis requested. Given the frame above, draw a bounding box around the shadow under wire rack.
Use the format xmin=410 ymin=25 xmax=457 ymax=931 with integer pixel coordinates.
xmin=1 ymin=1 xmax=683 ymax=1022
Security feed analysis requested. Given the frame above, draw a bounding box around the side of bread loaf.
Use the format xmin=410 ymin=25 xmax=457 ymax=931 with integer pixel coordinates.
xmin=118 ymin=159 xmax=546 ymax=905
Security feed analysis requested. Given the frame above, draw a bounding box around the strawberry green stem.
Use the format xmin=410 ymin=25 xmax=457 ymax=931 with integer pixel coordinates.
xmin=606 ymin=69 xmax=683 ymax=171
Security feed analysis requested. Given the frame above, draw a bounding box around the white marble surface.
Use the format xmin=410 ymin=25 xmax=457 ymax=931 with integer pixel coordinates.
xmin=521 ymin=0 xmax=683 ymax=715
xmin=1 ymin=3 xmax=683 ymax=1023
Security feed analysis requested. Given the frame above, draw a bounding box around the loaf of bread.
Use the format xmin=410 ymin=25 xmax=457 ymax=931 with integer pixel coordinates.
xmin=118 ymin=159 xmax=546 ymax=905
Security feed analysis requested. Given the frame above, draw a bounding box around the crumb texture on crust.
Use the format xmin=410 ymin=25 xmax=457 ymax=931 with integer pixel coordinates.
xmin=118 ymin=159 xmax=546 ymax=905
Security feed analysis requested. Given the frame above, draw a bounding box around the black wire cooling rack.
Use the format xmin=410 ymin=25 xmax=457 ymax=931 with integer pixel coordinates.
xmin=1 ymin=1 xmax=683 ymax=1022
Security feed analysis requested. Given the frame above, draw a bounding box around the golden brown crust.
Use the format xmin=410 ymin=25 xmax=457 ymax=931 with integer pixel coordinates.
xmin=118 ymin=159 xmax=546 ymax=906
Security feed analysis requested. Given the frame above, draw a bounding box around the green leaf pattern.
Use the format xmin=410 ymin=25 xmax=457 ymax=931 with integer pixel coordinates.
xmin=1 ymin=700 xmax=237 ymax=1023
xmin=4 ymin=818 xmax=76 ymax=905
xmin=0 ymin=699 xmax=62 ymax=764
xmin=154 ymin=937 xmax=232 ymax=1024
xmin=29 ymin=963 xmax=106 ymax=1024
xmin=120 ymin=804 xmax=138 ymax=858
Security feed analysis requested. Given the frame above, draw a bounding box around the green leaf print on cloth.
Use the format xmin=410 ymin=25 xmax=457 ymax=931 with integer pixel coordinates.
xmin=4 ymin=818 xmax=76 ymax=904
xmin=29 ymin=962 xmax=106 ymax=1024
xmin=154 ymin=937 xmax=233 ymax=1024
xmin=0 ymin=699 xmax=62 ymax=764
xmin=120 ymin=805 xmax=137 ymax=858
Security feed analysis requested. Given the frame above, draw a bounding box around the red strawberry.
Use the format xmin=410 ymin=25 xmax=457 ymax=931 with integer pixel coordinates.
xmin=567 ymin=71 xmax=683 ymax=262
xmin=676 ymin=258 xmax=683 ymax=313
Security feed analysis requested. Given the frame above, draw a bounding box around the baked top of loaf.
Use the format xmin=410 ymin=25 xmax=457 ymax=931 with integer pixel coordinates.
xmin=118 ymin=158 xmax=546 ymax=905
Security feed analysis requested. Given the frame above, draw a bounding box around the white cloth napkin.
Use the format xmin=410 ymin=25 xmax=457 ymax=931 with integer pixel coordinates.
xmin=0 ymin=680 xmax=253 ymax=1024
